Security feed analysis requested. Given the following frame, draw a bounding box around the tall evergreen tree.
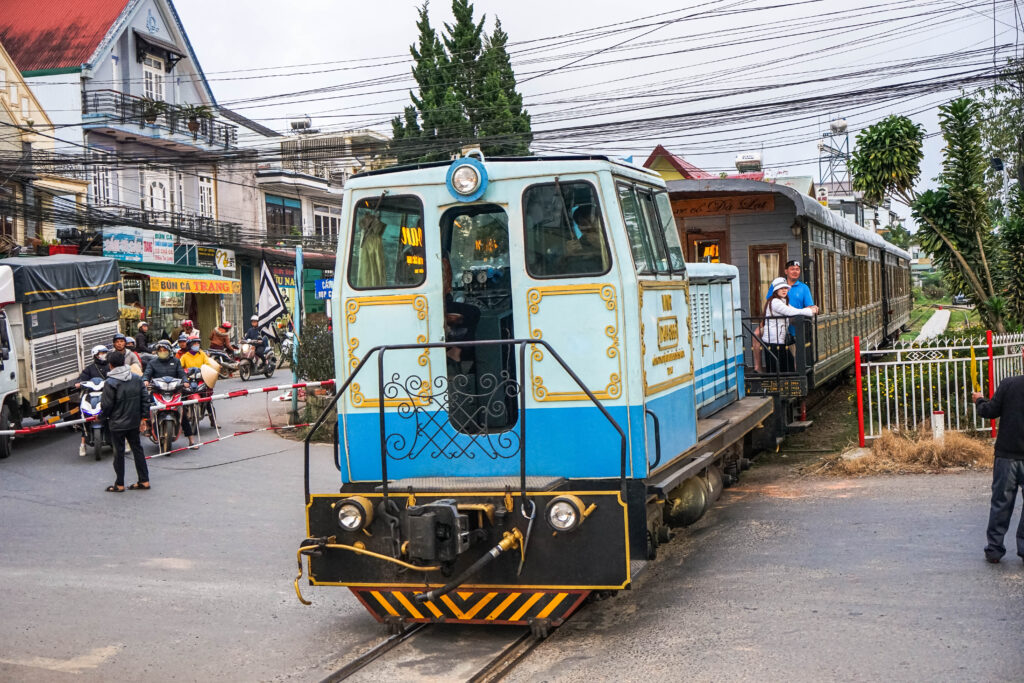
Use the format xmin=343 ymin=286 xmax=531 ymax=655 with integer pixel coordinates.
xmin=479 ymin=19 xmax=532 ymax=156
xmin=390 ymin=1 xmax=532 ymax=163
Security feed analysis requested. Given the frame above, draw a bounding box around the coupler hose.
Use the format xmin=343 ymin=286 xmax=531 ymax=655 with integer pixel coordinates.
xmin=415 ymin=529 xmax=523 ymax=604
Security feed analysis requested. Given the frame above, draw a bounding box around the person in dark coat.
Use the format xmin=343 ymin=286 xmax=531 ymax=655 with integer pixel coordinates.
xmin=973 ymin=372 xmax=1024 ymax=563
xmin=136 ymin=321 xmax=151 ymax=354
xmin=101 ymin=351 xmax=152 ymax=492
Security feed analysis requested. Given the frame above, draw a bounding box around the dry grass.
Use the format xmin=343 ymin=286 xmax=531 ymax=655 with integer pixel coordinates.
xmin=803 ymin=426 xmax=993 ymax=476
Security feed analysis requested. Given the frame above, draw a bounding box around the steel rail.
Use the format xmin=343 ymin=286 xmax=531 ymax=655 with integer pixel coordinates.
xmin=318 ymin=623 xmax=428 ymax=682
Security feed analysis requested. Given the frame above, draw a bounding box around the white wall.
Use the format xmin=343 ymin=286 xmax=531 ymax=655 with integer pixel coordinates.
xmin=23 ymin=74 xmax=84 ymax=152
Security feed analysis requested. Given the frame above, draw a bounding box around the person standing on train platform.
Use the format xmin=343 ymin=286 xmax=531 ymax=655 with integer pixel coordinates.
xmin=973 ymin=371 xmax=1024 ymax=564
xmin=768 ymin=259 xmax=814 ymax=309
xmin=760 ymin=277 xmax=817 ymax=373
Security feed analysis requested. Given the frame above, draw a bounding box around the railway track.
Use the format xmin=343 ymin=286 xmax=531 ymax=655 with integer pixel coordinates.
xmin=320 ymin=624 xmax=545 ymax=682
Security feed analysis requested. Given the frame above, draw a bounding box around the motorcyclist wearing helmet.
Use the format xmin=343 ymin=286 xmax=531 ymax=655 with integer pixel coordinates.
xmin=209 ymin=321 xmax=235 ymax=353
xmin=75 ymin=345 xmax=109 ymax=456
xmin=135 ymin=321 xmax=150 ymax=353
xmin=180 ymin=336 xmax=212 ymax=370
xmin=112 ymin=333 xmax=142 ymax=369
xmin=142 ymin=340 xmax=197 ymax=448
xmin=243 ymin=315 xmax=269 ymax=361
xmin=175 ymin=333 xmax=190 ymax=360
xmin=177 ymin=319 xmax=199 ymax=340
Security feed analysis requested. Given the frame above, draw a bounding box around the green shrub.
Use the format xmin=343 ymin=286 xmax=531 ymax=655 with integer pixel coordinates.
xmin=292 ymin=318 xmax=335 ymax=383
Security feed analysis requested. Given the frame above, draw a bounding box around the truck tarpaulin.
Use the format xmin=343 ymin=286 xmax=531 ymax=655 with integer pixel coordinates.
xmin=0 ymin=256 xmax=121 ymax=339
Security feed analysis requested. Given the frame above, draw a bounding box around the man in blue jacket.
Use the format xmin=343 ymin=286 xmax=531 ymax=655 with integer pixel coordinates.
xmin=974 ymin=375 xmax=1024 ymax=563
xmin=766 ymin=259 xmax=814 ymax=309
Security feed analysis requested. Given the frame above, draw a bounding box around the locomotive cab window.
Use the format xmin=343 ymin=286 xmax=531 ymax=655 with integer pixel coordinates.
xmin=523 ymin=180 xmax=611 ymax=278
xmin=348 ymin=194 xmax=426 ymax=290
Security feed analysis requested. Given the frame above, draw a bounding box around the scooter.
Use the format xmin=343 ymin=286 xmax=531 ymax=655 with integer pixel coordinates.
xmin=278 ymin=331 xmax=294 ymax=369
xmin=238 ymin=339 xmax=277 ymax=381
xmin=208 ymin=346 xmax=239 ymax=379
xmin=149 ymin=375 xmax=185 ymax=454
xmin=79 ymin=377 xmax=109 ymax=461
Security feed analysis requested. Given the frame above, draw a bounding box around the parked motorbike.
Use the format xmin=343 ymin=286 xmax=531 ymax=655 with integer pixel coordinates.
xmin=237 ymin=339 xmax=277 ymax=381
xmin=79 ymin=377 xmax=109 ymax=461
xmin=278 ymin=331 xmax=294 ymax=369
xmin=208 ymin=347 xmax=239 ymax=379
xmin=148 ymin=375 xmax=185 ymax=454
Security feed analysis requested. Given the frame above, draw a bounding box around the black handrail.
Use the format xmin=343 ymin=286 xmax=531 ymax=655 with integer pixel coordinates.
xmin=645 ymin=408 xmax=662 ymax=469
xmin=303 ymin=338 xmax=629 ymax=503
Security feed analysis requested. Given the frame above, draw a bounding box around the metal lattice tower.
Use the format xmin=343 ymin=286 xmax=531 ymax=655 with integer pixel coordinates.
xmin=818 ymin=117 xmax=851 ymax=194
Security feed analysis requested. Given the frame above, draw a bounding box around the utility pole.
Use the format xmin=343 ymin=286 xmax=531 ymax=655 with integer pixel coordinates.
xmin=291 ymin=245 xmax=303 ymax=421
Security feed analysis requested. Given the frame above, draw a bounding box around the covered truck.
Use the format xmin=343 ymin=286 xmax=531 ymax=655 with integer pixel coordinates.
xmin=0 ymin=255 xmax=122 ymax=458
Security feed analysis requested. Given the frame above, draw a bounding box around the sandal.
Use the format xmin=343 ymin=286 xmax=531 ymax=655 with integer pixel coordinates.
xmin=105 ymin=485 xmax=125 ymax=493
xmin=127 ymin=482 xmax=151 ymax=490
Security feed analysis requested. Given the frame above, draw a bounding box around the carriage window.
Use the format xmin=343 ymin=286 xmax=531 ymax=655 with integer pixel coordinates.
xmin=616 ymin=183 xmax=655 ymax=273
xmin=523 ymin=181 xmax=611 ymax=278
xmin=348 ymin=195 xmax=425 ymax=289
xmin=638 ymin=188 xmax=670 ymax=273
xmin=654 ymin=191 xmax=685 ymax=272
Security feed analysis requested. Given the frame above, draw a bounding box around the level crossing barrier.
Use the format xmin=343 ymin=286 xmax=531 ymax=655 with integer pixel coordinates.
xmin=854 ymin=332 xmax=1024 ymax=445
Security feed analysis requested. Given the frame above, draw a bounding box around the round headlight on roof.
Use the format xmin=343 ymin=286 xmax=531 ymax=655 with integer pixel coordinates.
xmin=445 ymin=157 xmax=488 ymax=202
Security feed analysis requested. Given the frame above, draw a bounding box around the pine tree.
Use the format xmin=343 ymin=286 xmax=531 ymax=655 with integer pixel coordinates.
xmin=479 ymin=19 xmax=532 ymax=156
xmin=390 ymin=2 xmax=532 ymax=163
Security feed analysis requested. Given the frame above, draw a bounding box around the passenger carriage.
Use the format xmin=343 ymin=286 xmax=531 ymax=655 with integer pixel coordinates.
xmin=297 ymin=155 xmax=772 ymax=632
xmin=665 ymin=178 xmax=911 ymax=434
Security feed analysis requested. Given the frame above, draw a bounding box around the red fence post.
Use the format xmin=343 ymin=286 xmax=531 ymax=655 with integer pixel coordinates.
xmin=854 ymin=335 xmax=865 ymax=447
xmin=987 ymin=329 xmax=997 ymax=438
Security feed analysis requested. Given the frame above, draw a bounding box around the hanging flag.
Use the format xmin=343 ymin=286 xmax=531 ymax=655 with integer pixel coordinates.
xmin=257 ymin=260 xmax=286 ymax=341
xmin=970 ymin=344 xmax=981 ymax=393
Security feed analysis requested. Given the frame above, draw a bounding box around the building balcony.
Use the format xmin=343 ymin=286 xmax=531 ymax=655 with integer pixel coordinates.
xmin=81 ymin=90 xmax=238 ymax=151
xmin=90 ymin=204 xmax=244 ymax=244
xmin=254 ymin=163 xmax=342 ymax=201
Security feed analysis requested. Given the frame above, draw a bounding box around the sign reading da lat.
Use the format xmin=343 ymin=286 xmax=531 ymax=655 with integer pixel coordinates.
xmin=672 ymin=194 xmax=774 ymax=218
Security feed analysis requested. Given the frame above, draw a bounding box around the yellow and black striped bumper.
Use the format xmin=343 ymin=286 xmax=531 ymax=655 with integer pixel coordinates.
xmin=350 ymin=587 xmax=589 ymax=626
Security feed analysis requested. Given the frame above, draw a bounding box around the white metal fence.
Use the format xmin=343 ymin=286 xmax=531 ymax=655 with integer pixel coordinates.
xmin=857 ymin=332 xmax=1024 ymax=442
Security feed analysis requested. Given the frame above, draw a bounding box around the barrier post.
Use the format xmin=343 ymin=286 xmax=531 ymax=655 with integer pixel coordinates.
xmin=854 ymin=335 xmax=865 ymax=447
xmin=987 ymin=329 xmax=996 ymax=438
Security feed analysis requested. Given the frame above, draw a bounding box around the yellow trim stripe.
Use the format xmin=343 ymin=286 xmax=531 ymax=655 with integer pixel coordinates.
xmin=25 ymin=295 xmax=118 ymax=315
xmin=24 ymin=279 xmax=122 ymax=296
xmin=392 ymin=591 xmax=424 ymax=620
xmin=486 ymin=593 xmax=521 ymax=621
xmin=509 ymin=593 xmax=544 ymax=622
xmin=422 ymin=598 xmax=444 ymax=619
xmin=440 ymin=594 xmax=467 ymax=620
xmin=537 ymin=592 xmax=568 ymax=619
xmin=370 ymin=590 xmax=399 ymax=617
xmin=463 ymin=592 xmax=498 ymax=620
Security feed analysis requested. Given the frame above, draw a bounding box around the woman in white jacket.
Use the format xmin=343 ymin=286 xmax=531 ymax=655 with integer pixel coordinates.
xmin=760 ymin=276 xmax=818 ymax=373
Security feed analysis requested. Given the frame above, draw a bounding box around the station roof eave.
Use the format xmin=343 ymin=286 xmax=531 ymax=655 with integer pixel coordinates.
xmin=665 ymin=178 xmax=911 ymax=260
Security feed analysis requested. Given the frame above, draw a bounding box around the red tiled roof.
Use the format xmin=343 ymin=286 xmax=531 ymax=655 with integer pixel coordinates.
xmin=0 ymin=0 xmax=130 ymax=72
xmin=642 ymin=144 xmax=715 ymax=179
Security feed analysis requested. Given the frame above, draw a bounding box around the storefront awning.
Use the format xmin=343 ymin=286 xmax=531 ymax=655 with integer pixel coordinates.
xmin=124 ymin=268 xmax=241 ymax=295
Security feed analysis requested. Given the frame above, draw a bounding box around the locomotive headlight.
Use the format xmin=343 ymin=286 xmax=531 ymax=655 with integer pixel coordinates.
xmin=545 ymin=495 xmax=588 ymax=532
xmin=335 ymin=496 xmax=373 ymax=532
xmin=451 ymin=165 xmax=480 ymax=195
xmin=445 ymin=157 xmax=488 ymax=202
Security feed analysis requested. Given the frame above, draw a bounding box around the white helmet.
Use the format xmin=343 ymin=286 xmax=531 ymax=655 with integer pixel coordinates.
xmin=91 ymin=344 xmax=108 ymax=359
xmin=251 ymin=315 xmax=259 ymax=322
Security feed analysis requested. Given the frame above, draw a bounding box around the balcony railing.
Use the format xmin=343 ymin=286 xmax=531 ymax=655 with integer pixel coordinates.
xmin=82 ymin=90 xmax=238 ymax=149
xmin=91 ymin=204 xmax=244 ymax=244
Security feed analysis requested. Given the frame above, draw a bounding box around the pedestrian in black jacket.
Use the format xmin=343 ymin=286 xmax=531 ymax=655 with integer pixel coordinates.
xmin=136 ymin=321 xmax=151 ymax=354
xmin=101 ymin=351 xmax=152 ymax=492
xmin=974 ymin=374 xmax=1024 ymax=563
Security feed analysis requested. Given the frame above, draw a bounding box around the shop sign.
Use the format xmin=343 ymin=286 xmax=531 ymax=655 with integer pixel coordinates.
xmin=159 ymin=291 xmax=185 ymax=310
xmin=103 ymin=227 xmax=144 ymax=262
xmin=671 ymin=194 xmax=774 ymax=219
xmin=143 ymin=231 xmax=175 ymax=264
xmin=197 ymin=246 xmax=217 ymax=268
xmin=148 ymin=275 xmax=241 ymax=295
xmin=215 ymin=248 xmax=236 ymax=271
xmin=314 ymin=278 xmax=333 ymax=300
xmin=272 ymin=266 xmax=296 ymax=289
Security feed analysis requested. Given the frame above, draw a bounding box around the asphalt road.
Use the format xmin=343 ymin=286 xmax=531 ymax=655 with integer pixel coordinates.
xmin=1 ymin=386 xmax=1022 ymax=682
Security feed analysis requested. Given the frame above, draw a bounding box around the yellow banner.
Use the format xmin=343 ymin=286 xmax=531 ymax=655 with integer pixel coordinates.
xmin=148 ymin=276 xmax=240 ymax=295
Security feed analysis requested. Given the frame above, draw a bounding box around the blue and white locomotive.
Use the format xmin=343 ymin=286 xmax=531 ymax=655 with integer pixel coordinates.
xmin=297 ymin=154 xmax=773 ymax=632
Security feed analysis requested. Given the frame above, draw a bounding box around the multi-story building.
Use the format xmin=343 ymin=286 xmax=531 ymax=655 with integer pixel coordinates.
xmin=0 ymin=40 xmax=89 ymax=252
xmin=0 ymin=0 xmax=279 ymax=336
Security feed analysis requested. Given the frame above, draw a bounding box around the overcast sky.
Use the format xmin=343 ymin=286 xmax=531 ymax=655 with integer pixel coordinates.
xmin=176 ymin=0 xmax=1021 ymax=225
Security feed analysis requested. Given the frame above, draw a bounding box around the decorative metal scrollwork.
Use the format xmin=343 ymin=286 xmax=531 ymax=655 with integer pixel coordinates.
xmin=382 ymin=372 xmax=522 ymax=461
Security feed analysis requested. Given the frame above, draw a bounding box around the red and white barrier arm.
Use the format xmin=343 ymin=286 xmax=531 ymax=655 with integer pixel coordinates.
xmin=145 ymin=423 xmax=311 ymax=459
xmin=0 ymin=416 xmax=95 ymax=437
xmin=148 ymin=379 xmax=336 ymax=412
